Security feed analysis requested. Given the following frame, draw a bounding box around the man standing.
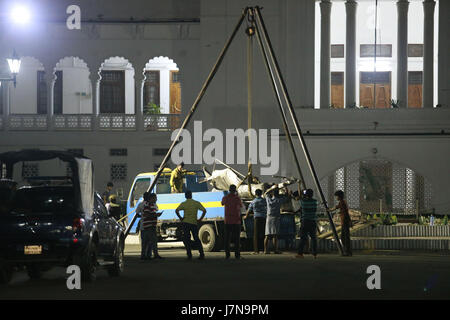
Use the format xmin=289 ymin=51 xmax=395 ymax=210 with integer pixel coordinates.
xmin=170 ymin=162 xmax=185 ymax=193
xmin=142 ymin=193 xmax=163 ymax=260
xmin=102 ymin=182 xmax=114 ymax=204
xmin=221 ymin=185 xmax=243 ymax=259
xmin=244 ymin=189 xmax=267 ymax=254
xmin=264 ymin=187 xmax=290 ymax=254
xmin=175 ymin=190 xmax=207 ymax=260
xmin=106 ymin=194 xmax=122 ymax=220
xmin=296 ymin=189 xmax=318 ymax=259
xmin=329 ymin=190 xmax=352 ymax=256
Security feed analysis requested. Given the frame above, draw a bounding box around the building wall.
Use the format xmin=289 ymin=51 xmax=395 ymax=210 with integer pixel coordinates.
xmin=278 ymin=108 xmax=450 ymax=214
xmin=438 ymin=0 xmax=450 ymax=108
xmin=0 ymin=0 xmax=449 ymax=214
xmin=315 ymin=0 xmax=439 ymax=108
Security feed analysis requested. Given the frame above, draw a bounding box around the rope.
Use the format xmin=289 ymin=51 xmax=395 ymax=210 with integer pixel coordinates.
xmin=237 ymin=13 xmax=256 ymax=198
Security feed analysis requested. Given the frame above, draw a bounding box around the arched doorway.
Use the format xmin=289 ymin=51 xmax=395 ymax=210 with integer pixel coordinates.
xmin=97 ymin=57 xmax=135 ymax=114
xmin=142 ymin=56 xmax=181 ymax=130
xmin=52 ymin=57 xmax=92 ymax=114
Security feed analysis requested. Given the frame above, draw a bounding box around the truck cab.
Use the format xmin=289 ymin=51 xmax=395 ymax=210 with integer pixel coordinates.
xmin=126 ymin=169 xmax=227 ymax=250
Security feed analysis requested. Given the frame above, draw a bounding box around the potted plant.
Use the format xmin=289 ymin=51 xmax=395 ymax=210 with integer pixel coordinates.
xmin=144 ymin=103 xmax=161 ymax=115
xmin=144 ymin=103 xmax=161 ymax=130
xmin=390 ymin=99 xmax=400 ymax=108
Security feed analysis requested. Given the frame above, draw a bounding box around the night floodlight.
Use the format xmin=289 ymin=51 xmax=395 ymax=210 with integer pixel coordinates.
xmin=10 ymin=5 xmax=31 ymax=25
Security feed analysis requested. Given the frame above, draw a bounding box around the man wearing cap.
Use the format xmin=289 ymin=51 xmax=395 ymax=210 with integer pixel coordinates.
xmin=170 ymin=162 xmax=185 ymax=193
xmin=102 ymin=182 xmax=114 ymax=204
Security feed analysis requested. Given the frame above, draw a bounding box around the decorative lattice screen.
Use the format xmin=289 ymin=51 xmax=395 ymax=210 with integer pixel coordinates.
xmin=320 ymin=159 xmax=432 ymax=215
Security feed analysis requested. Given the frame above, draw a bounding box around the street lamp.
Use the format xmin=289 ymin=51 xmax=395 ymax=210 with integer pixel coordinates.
xmin=1 ymin=50 xmax=21 ymax=88
xmin=10 ymin=5 xmax=31 ymax=25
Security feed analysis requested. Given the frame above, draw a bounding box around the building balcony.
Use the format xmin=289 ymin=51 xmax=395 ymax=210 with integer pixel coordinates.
xmin=0 ymin=113 xmax=182 ymax=132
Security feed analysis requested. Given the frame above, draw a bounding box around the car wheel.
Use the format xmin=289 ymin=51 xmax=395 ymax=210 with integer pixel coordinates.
xmin=199 ymin=224 xmax=217 ymax=252
xmin=0 ymin=265 xmax=13 ymax=285
xmin=26 ymin=264 xmax=43 ymax=280
xmin=74 ymin=242 xmax=98 ymax=282
xmin=108 ymin=240 xmax=124 ymax=277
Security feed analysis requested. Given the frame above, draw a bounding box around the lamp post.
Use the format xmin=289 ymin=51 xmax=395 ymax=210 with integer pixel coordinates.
xmin=1 ymin=50 xmax=21 ymax=87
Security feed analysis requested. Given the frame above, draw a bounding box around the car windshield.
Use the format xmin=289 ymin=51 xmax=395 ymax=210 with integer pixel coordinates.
xmin=10 ymin=187 xmax=76 ymax=215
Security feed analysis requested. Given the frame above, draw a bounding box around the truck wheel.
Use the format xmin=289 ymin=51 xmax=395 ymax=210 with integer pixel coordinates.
xmin=108 ymin=240 xmax=124 ymax=277
xmin=26 ymin=264 xmax=43 ymax=280
xmin=199 ymin=224 xmax=217 ymax=252
xmin=74 ymin=242 xmax=98 ymax=282
xmin=0 ymin=265 xmax=13 ymax=284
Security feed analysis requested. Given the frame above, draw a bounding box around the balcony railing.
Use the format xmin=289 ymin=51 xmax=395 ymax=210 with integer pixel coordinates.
xmin=54 ymin=114 xmax=93 ymax=130
xmin=0 ymin=113 xmax=182 ymax=132
xmin=99 ymin=114 xmax=137 ymax=131
xmin=8 ymin=114 xmax=48 ymax=131
xmin=144 ymin=114 xmax=181 ymax=131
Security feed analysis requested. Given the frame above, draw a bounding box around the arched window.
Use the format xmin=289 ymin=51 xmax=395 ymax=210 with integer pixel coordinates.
xmin=53 ymin=57 xmax=92 ymax=114
xmin=142 ymin=56 xmax=180 ymax=115
xmin=9 ymin=57 xmax=46 ymax=114
xmin=98 ymin=57 xmax=135 ymax=114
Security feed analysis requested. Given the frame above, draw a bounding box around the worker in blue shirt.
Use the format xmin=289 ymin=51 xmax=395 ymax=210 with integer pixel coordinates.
xmin=244 ymin=189 xmax=267 ymax=254
xmin=296 ymin=189 xmax=318 ymax=259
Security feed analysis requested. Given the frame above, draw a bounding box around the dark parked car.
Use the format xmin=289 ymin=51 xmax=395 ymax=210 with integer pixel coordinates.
xmin=0 ymin=150 xmax=125 ymax=284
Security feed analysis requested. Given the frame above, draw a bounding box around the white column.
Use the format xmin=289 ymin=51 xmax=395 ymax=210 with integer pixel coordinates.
xmin=90 ymin=76 xmax=99 ymax=130
xmin=320 ymin=0 xmax=332 ymax=109
xmin=44 ymin=68 xmax=54 ymax=130
xmin=345 ymin=0 xmax=357 ymax=108
xmin=136 ymin=78 xmax=144 ymax=131
xmin=423 ymin=0 xmax=435 ymax=108
xmin=397 ymin=0 xmax=409 ymax=108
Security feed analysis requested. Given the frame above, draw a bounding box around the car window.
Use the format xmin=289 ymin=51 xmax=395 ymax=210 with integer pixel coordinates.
xmin=131 ymin=178 xmax=150 ymax=202
xmin=10 ymin=187 xmax=75 ymax=215
xmin=155 ymin=174 xmax=171 ymax=194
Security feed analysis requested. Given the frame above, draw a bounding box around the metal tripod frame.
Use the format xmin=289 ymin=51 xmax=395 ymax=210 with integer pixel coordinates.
xmin=125 ymin=6 xmax=344 ymax=255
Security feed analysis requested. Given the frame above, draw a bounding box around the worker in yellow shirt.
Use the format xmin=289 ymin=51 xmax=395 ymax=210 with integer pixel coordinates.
xmin=170 ymin=162 xmax=185 ymax=193
xmin=175 ymin=190 xmax=207 ymax=260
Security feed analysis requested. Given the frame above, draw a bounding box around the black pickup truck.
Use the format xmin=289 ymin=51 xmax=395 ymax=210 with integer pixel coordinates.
xmin=0 ymin=150 xmax=125 ymax=284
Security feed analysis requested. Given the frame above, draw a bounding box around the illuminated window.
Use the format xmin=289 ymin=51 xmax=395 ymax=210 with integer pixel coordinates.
xmin=331 ymin=44 xmax=344 ymax=58
xmin=408 ymin=44 xmax=423 ymax=57
xmin=360 ymin=44 xmax=392 ymax=58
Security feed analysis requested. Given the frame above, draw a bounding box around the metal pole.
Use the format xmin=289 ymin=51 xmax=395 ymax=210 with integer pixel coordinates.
xmin=250 ymin=9 xmax=306 ymax=190
xmin=253 ymin=7 xmax=344 ymax=254
xmin=125 ymin=8 xmax=250 ymax=237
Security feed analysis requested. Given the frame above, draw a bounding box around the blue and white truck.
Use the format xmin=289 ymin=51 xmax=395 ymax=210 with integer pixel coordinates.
xmin=125 ymin=168 xmax=296 ymax=252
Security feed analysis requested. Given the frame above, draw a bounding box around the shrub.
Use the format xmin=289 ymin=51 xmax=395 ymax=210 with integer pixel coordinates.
xmin=391 ymin=215 xmax=398 ymax=225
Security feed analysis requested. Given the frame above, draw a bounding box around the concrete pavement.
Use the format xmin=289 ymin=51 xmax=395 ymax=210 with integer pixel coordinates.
xmin=0 ymin=244 xmax=449 ymax=300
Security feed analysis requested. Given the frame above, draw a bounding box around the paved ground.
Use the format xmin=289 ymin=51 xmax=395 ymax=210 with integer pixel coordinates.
xmin=1 ymin=242 xmax=449 ymax=300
